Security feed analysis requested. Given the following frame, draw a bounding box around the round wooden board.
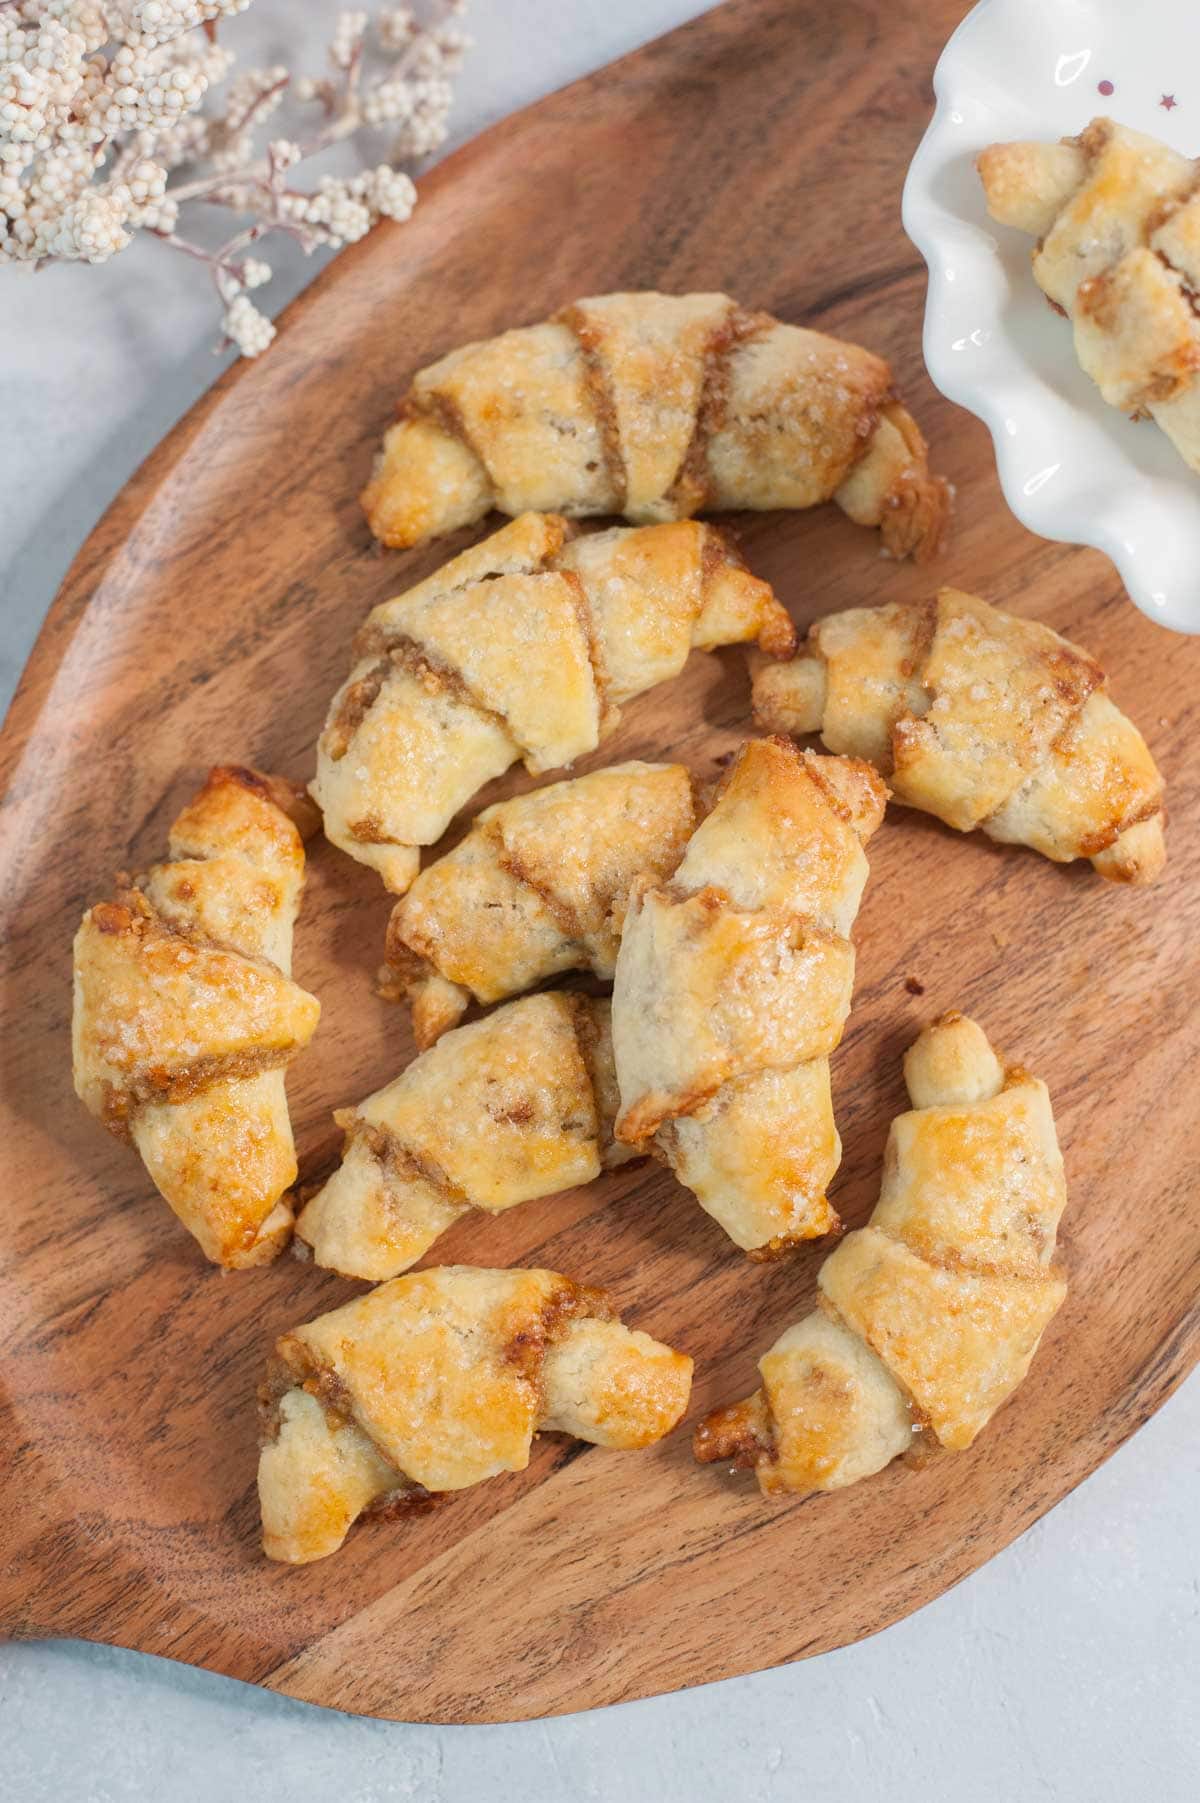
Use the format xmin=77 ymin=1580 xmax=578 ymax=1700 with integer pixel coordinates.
xmin=2 ymin=0 xmax=1198 ymax=1725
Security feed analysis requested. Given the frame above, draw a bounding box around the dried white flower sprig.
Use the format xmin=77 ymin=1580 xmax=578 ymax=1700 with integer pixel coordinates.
xmin=1 ymin=2 xmax=470 ymax=355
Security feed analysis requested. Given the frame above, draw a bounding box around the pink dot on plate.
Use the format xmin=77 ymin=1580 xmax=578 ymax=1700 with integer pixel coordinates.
xmin=1098 ymin=79 xmax=1114 ymax=95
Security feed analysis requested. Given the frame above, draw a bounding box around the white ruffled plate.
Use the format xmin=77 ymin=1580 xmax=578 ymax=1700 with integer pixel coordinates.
xmin=903 ymin=0 xmax=1200 ymax=633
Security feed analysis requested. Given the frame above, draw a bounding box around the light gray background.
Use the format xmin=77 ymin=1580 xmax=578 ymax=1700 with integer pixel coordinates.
xmin=2 ymin=4 xmax=1197 ymax=1798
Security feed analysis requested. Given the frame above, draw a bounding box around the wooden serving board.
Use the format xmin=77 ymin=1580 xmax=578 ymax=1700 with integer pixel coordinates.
xmin=2 ymin=0 xmax=1198 ymax=1725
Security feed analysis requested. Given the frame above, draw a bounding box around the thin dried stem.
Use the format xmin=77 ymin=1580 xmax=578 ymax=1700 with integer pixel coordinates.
xmin=2 ymin=1 xmax=468 ymax=357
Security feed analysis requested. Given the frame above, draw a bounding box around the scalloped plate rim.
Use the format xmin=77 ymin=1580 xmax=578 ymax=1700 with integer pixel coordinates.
xmin=902 ymin=0 xmax=1200 ymax=635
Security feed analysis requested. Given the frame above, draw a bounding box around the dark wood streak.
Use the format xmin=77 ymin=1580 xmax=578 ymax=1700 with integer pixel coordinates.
xmin=807 ymin=260 xmax=928 ymax=325
xmin=0 ymin=0 xmax=1198 ymax=1729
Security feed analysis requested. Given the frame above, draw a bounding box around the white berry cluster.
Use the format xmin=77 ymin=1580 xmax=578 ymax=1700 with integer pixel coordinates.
xmin=125 ymin=0 xmax=249 ymax=52
xmin=331 ymin=9 xmax=368 ymax=72
xmin=2 ymin=1 xmax=469 ymax=356
xmin=221 ymin=287 xmax=273 ymax=355
xmin=1 ymin=1 xmax=247 ymax=259
xmin=278 ymin=161 xmax=416 ymax=247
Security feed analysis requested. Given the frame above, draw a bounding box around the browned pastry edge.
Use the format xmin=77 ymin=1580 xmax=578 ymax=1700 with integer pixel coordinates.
xmin=693 ymin=1019 xmax=1062 ymax=1487
xmin=329 ymin=524 xmax=616 ymax=803
xmin=353 ymin=517 xmax=579 ymax=665
xmin=646 ymin=1116 xmax=843 ymax=1262
xmin=757 ymin=594 xmax=1162 ymax=866
xmin=1078 ymin=792 xmax=1168 ymax=859
xmin=666 ymin=302 xmax=761 ymax=515
xmin=258 ymin=1350 xmax=445 ymax=1520
xmin=203 ymin=764 xmax=321 ymax=842
xmin=377 ymin=302 xmax=948 ymax=559
xmin=564 ymin=991 xmax=613 ymax=1118
xmin=500 ymin=1273 xmax=619 ymax=1397
xmin=699 ymin=525 xmax=797 ymax=660
xmin=379 ymin=766 xmax=709 ymax=1027
xmin=258 ymin=1271 xmax=621 ymax=1502
xmin=85 ymin=885 xmax=306 ymax=1142
xmin=336 ymin=519 xmax=785 ymax=872
xmin=873 ymin=404 xmax=954 ymax=564
xmin=558 ymin=565 xmax=619 ymax=736
xmin=321 ymin=658 xmax=391 ymax=762
xmin=334 ymin=1108 xmax=473 ymax=1214
xmin=691 ymin=1388 xmax=774 ymax=1472
xmin=691 ymin=1289 xmax=942 ymax=1481
xmin=326 ymin=639 xmax=514 ymax=771
xmin=319 ymin=992 xmax=613 ymax=1226
xmin=744 ymin=1214 xmax=846 ymax=1264
xmin=554 ymin=300 xmax=639 ymax=512
xmin=376 ymin=929 xmax=428 ymax=1007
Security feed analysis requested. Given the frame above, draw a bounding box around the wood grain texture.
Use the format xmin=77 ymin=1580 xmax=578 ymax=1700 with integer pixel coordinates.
xmin=2 ymin=0 xmax=1198 ymax=1725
